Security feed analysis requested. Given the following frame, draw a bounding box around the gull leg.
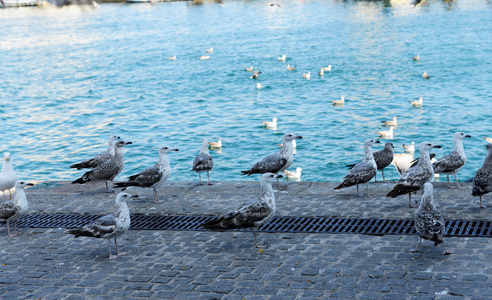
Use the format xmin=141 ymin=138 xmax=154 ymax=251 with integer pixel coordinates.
xmin=447 ymin=175 xmax=455 ymax=189
xmin=115 ymin=237 xmax=127 ymax=257
xmin=356 ymin=184 xmax=359 ymax=197
xmin=198 ymin=173 xmax=204 ymax=185
xmin=408 ymin=193 xmax=417 ymax=208
xmin=253 ymin=229 xmax=266 ymax=248
xmin=454 ymin=175 xmax=466 ymax=190
xmin=374 ymin=172 xmax=377 ymax=183
xmin=7 ymin=221 xmax=15 ymax=237
xmin=2 ymin=191 xmax=6 ymax=200
xmin=207 ymin=171 xmax=213 ymax=185
xmin=277 ymin=177 xmax=287 ymax=190
xmin=479 ymin=196 xmax=487 ymax=208
xmin=440 ymin=241 xmax=452 ymax=255
xmin=154 ymin=187 xmax=164 ymax=203
xmin=382 ymin=170 xmax=386 ymax=182
xmin=108 ymin=239 xmax=118 ymax=260
xmin=9 ymin=189 xmax=13 ymax=200
xmin=13 ymin=219 xmax=22 ymax=236
xmin=407 ymin=237 xmax=421 ymax=252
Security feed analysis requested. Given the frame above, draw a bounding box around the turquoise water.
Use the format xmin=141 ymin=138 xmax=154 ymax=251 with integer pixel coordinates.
xmin=0 ymin=0 xmax=491 ymax=183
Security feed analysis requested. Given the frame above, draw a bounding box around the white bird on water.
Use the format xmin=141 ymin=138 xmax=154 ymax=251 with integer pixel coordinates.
xmin=283 ymin=167 xmax=302 ymax=180
xmin=331 ymin=96 xmax=345 ymax=105
xmin=168 ymin=55 xmax=176 ymax=60
xmin=67 ymin=193 xmax=136 ymax=260
xmin=376 ymin=126 xmax=394 ymax=139
xmin=245 ymin=66 xmax=254 ymax=72
xmin=412 ymin=55 xmax=420 ymax=61
xmin=262 ymin=118 xmax=278 ymax=129
xmin=318 ymin=68 xmax=324 ymax=76
xmin=382 ymin=116 xmax=397 ymax=127
xmin=423 ymin=72 xmax=430 ymax=79
xmin=205 ymin=47 xmax=213 ymax=53
xmin=302 ymin=72 xmax=311 ymax=80
xmin=322 ymin=65 xmax=332 ymax=72
xmin=0 ymin=152 xmax=19 ymax=200
xmin=277 ymin=54 xmax=286 ymax=62
xmin=410 ymin=97 xmax=423 ymax=107
xmin=0 ymin=181 xmax=34 ymax=237
xmin=287 ymin=64 xmax=296 ymax=71
xmin=200 ymin=55 xmax=210 ymax=60
xmin=202 ymin=173 xmax=282 ymax=248
xmin=256 ymin=83 xmax=262 ymax=90
xmin=208 ymin=138 xmax=222 ymax=148
xmin=403 ymin=142 xmax=415 ymax=153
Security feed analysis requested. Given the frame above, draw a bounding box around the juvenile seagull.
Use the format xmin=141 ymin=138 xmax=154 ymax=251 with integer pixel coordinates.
xmin=0 ymin=181 xmax=34 ymax=237
xmin=382 ymin=116 xmax=397 ymax=127
xmin=241 ymin=133 xmax=302 ymax=190
xmin=403 ymin=142 xmax=415 ymax=153
xmin=277 ymin=54 xmax=286 ymax=62
xmin=376 ymin=126 xmax=394 ymax=139
xmin=250 ymin=70 xmax=261 ymax=79
xmin=202 ymin=173 xmax=282 ymax=248
xmin=433 ymin=132 xmax=471 ymax=189
xmin=482 ymin=136 xmax=492 ymax=144
xmin=335 ymin=139 xmax=380 ymax=196
xmin=193 ymin=138 xmax=214 ymax=185
xmin=205 ymin=47 xmax=213 ymax=53
xmin=0 ymin=152 xmax=19 ymax=200
xmin=168 ymin=55 xmax=176 ymax=60
xmin=283 ymin=167 xmax=302 ymax=180
xmin=208 ymin=138 xmax=222 ymax=148
xmin=408 ymin=183 xmax=452 ymax=255
xmin=302 ymin=72 xmax=311 ymax=80
xmin=472 ymin=144 xmax=492 ymax=208
xmin=72 ymin=140 xmax=132 ymax=193
xmin=287 ymin=64 xmax=296 ymax=71
xmin=70 ymin=135 xmax=121 ymax=170
xmin=322 ymin=65 xmax=332 ymax=72
xmin=67 ymin=193 xmax=135 ymax=260
xmin=114 ymin=146 xmax=179 ymax=203
xmin=331 ymin=96 xmax=345 ymax=105
xmin=412 ymin=54 xmax=420 ymax=61
xmin=410 ymin=97 xmax=423 ymax=107
xmin=261 ymin=118 xmax=278 ymax=129
xmin=423 ymin=72 xmax=430 ymax=79
xmin=386 ymin=142 xmax=441 ymax=208
xmin=245 ymin=66 xmax=254 ymax=72
xmin=346 ymin=142 xmax=394 ymax=182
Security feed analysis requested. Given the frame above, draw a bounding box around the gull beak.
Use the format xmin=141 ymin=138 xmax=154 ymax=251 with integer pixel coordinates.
xmin=375 ymin=140 xmax=381 ymax=144
xmin=126 ymin=142 xmax=133 ymax=145
xmin=434 ymin=145 xmax=442 ymax=149
xmin=276 ymin=174 xmax=283 ymax=179
xmin=296 ymin=136 xmax=303 ymax=139
xmin=27 ymin=183 xmax=34 ymax=187
xmin=173 ymin=148 xmax=179 ymax=152
xmin=465 ymin=135 xmax=471 ymax=138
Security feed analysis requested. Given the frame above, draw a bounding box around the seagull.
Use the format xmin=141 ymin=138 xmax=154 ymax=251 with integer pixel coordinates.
xmin=114 ymin=146 xmax=179 ymax=203
xmin=386 ymin=142 xmax=441 ymax=208
xmin=403 ymin=142 xmax=415 ymax=153
xmin=346 ymin=142 xmax=394 ymax=182
xmin=205 ymin=47 xmax=213 ymax=53
xmin=335 ymin=139 xmax=380 ymax=196
xmin=322 ymin=65 xmax=332 ymax=72
xmin=261 ymin=118 xmax=278 ymax=129
xmin=70 ymin=135 xmax=121 ymax=170
xmin=376 ymin=126 xmax=394 ymax=139
xmin=202 ymin=173 xmax=282 ymax=248
xmin=382 ymin=116 xmax=398 ymax=127
xmin=0 ymin=152 xmax=19 ymax=200
xmin=410 ymin=97 xmax=423 ymax=107
xmin=245 ymin=66 xmax=254 ymax=72
xmin=241 ymin=133 xmax=302 ymax=190
xmin=277 ymin=54 xmax=286 ymax=62
xmin=208 ymin=138 xmax=222 ymax=148
xmin=423 ymin=72 xmax=430 ymax=79
xmin=318 ymin=68 xmax=324 ymax=76
xmin=200 ymin=55 xmax=210 ymax=60
xmin=482 ymin=136 xmax=492 ymax=144
xmin=287 ymin=64 xmax=296 ymax=71
xmin=283 ymin=167 xmax=302 ymax=180
xmin=302 ymin=72 xmax=311 ymax=80
xmin=433 ymin=132 xmax=471 ymax=189
xmin=168 ymin=55 xmax=176 ymax=60
xmin=0 ymin=181 xmax=34 ymax=237
xmin=408 ymin=183 xmax=452 ymax=255
xmin=412 ymin=55 xmax=420 ymax=61
xmin=67 ymin=193 xmax=136 ymax=260
xmin=256 ymin=83 xmax=262 ymax=90
xmin=331 ymin=96 xmax=345 ymax=105
xmin=250 ymin=70 xmax=261 ymax=79
xmin=193 ymin=138 xmax=214 ymax=185
xmin=72 ymin=140 xmax=132 ymax=193
xmin=472 ymin=143 xmax=492 ymax=208
xmin=391 ymin=153 xmax=415 ymax=176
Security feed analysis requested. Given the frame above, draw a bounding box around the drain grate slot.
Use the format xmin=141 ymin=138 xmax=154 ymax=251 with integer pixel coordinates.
xmin=4 ymin=214 xmax=490 ymax=238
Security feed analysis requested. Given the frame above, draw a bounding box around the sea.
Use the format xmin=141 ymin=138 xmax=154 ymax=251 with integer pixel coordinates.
xmin=0 ymin=0 xmax=491 ymax=184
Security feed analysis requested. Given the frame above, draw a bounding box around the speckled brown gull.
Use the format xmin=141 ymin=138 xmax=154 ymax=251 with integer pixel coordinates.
xmin=472 ymin=143 xmax=492 ymax=208
xmin=432 ymin=132 xmax=471 ymax=189
xmin=202 ymin=173 xmax=282 ymax=248
xmin=0 ymin=181 xmax=34 ymax=237
xmin=408 ymin=183 xmax=452 ymax=255
xmin=193 ymin=138 xmax=214 ymax=185
xmin=67 ymin=193 xmax=136 ymax=260
xmin=115 ymin=146 xmax=178 ymax=203
xmin=70 ymin=135 xmax=121 ymax=170
xmin=241 ymin=133 xmax=302 ymax=190
xmin=72 ymin=140 xmax=132 ymax=193
xmin=386 ymin=142 xmax=441 ymax=208
xmin=346 ymin=142 xmax=394 ymax=182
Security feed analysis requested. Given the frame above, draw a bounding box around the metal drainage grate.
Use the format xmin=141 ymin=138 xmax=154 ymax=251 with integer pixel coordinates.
xmin=5 ymin=214 xmax=492 ymax=238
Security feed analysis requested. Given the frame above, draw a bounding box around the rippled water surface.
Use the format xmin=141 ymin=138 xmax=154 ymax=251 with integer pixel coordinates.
xmin=1 ymin=0 xmax=491 ymax=183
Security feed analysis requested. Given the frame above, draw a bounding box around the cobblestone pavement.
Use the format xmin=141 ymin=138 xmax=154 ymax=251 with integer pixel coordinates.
xmin=0 ymin=181 xmax=491 ymax=299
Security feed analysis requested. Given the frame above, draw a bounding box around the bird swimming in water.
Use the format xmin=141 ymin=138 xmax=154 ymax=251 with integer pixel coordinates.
xmin=423 ymin=72 xmax=430 ymax=79
xmin=331 ymin=96 xmax=345 ymax=105
xmin=261 ymin=118 xmax=278 ymax=129
xmin=410 ymin=97 xmax=423 ymax=107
